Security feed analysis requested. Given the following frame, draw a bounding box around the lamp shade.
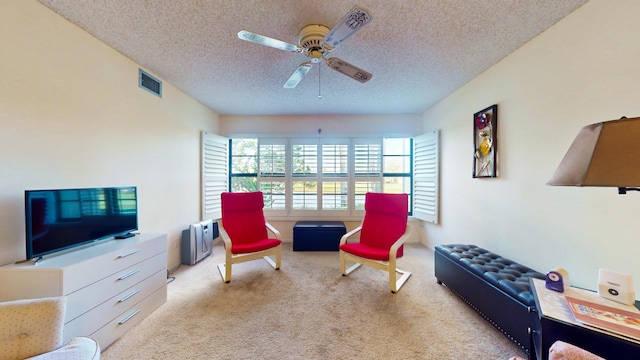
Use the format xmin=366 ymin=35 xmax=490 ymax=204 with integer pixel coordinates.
xmin=547 ymin=117 xmax=640 ymax=187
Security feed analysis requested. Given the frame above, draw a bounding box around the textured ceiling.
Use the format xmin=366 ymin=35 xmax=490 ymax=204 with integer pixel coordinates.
xmin=37 ymin=0 xmax=588 ymax=116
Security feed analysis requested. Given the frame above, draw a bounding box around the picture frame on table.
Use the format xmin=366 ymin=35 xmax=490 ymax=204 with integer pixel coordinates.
xmin=473 ymin=104 xmax=498 ymax=178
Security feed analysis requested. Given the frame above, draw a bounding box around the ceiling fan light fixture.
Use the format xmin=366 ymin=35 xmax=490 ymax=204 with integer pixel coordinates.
xmin=299 ymin=24 xmax=330 ymax=50
xmin=309 ymin=50 xmax=323 ymax=63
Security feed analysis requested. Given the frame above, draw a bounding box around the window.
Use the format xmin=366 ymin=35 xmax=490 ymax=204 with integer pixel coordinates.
xmin=204 ymin=132 xmax=439 ymax=221
xmin=228 ymin=137 xmax=417 ymax=218
xmin=292 ymin=143 xmax=318 ymax=176
xmin=230 ymin=138 xmax=257 ymax=192
xmin=383 ymin=138 xmax=413 ymax=212
xmin=322 ymin=181 xmax=348 ymax=210
xmin=290 ymin=139 xmax=318 ymax=213
xmin=353 ymin=139 xmax=382 ymax=210
xmin=319 ymin=140 xmax=349 ymax=215
xmin=259 ymin=139 xmax=286 ymax=210
xmin=322 ymin=144 xmax=348 ymax=177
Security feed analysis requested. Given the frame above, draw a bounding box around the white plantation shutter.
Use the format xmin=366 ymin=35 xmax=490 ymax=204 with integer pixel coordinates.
xmin=413 ymin=130 xmax=439 ymax=223
xmin=353 ymin=140 xmax=382 ymax=177
xmin=202 ymin=132 xmax=228 ymax=220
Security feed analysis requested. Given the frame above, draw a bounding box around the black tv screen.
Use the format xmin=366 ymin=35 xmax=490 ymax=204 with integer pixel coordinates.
xmin=25 ymin=186 xmax=138 ymax=260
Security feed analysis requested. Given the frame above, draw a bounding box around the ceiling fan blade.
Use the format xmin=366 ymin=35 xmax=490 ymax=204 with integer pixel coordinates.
xmin=326 ymin=57 xmax=372 ymax=83
xmin=284 ymin=62 xmax=313 ymax=88
xmin=238 ymin=30 xmax=302 ymax=53
xmin=324 ymin=5 xmax=373 ymax=48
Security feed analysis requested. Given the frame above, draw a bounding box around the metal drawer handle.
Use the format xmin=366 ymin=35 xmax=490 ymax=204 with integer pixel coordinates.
xmin=118 ymin=249 xmax=141 ymax=258
xmin=118 ymin=289 xmax=141 ymax=303
xmin=118 ymin=309 xmax=141 ymax=324
xmin=118 ymin=269 xmax=140 ymax=280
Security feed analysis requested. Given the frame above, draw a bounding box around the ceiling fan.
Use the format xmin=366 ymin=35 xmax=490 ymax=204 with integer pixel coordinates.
xmin=237 ymin=4 xmax=373 ymax=88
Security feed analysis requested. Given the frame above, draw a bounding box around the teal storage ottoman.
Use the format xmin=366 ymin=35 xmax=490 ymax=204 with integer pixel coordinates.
xmin=293 ymin=221 xmax=346 ymax=251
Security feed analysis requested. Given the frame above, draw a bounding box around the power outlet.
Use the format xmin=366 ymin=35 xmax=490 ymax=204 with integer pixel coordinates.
xmin=173 ymin=238 xmax=180 ymax=249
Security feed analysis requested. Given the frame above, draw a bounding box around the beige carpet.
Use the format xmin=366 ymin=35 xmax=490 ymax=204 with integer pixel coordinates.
xmin=102 ymin=242 xmax=526 ymax=359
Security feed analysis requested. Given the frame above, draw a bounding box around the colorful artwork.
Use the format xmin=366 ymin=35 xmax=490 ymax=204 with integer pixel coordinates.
xmin=473 ymin=105 xmax=497 ymax=178
xmin=566 ymin=296 xmax=640 ymax=341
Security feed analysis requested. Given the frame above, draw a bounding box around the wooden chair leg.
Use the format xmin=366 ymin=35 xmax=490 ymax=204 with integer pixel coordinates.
xmin=275 ymin=245 xmax=282 ymax=270
xmin=390 ymin=268 xmax=411 ymax=293
xmin=217 ymin=263 xmax=231 ymax=283
xmin=340 ymin=252 xmax=362 ymax=276
xmin=263 ymin=256 xmax=277 ymax=269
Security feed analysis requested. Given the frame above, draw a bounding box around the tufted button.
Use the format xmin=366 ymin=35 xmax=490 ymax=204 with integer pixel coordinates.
xmin=19 ymin=333 xmax=28 ymax=339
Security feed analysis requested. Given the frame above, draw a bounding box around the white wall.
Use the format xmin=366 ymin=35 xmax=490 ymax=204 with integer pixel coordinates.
xmin=0 ymin=1 xmax=219 ymax=269
xmin=220 ymin=114 xmax=423 ymax=137
xmin=422 ymin=0 xmax=640 ymax=291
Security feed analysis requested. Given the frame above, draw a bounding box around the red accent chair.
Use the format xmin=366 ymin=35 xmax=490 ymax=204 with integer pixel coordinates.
xmin=339 ymin=192 xmax=412 ymax=293
xmin=218 ymin=191 xmax=282 ymax=283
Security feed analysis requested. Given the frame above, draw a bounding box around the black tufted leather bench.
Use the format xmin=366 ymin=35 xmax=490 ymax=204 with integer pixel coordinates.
xmin=434 ymin=244 xmax=545 ymax=356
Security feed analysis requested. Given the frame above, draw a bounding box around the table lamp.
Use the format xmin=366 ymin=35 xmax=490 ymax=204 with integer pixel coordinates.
xmin=547 ymin=116 xmax=640 ymax=194
xmin=547 ymin=116 xmax=640 ymax=305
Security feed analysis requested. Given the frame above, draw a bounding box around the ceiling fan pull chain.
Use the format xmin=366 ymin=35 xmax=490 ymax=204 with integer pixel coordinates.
xmin=318 ymin=65 xmax=322 ymax=99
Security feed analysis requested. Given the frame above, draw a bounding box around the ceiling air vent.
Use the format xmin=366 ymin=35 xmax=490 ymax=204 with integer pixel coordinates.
xmin=139 ymin=69 xmax=162 ymax=98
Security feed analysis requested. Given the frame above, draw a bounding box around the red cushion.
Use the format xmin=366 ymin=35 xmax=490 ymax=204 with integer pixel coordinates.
xmin=340 ymin=243 xmax=391 ymax=261
xmin=352 ymin=192 xmax=408 ymax=258
xmin=221 ymin=192 xmax=270 ymax=246
xmin=232 ymin=238 xmax=282 ymax=254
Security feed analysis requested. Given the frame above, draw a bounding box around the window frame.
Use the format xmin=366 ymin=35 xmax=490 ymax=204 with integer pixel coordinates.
xmin=228 ymin=136 xmax=416 ymax=220
xmin=259 ymin=138 xmax=288 ymax=216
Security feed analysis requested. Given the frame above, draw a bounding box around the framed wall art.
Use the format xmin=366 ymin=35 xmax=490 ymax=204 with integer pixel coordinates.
xmin=473 ymin=104 xmax=497 ymax=178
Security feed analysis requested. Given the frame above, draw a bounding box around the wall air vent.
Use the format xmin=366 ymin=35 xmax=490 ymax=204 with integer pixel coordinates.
xmin=139 ymin=69 xmax=162 ymax=98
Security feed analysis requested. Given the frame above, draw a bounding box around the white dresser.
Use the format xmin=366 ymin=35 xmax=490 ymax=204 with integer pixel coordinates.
xmin=0 ymin=233 xmax=167 ymax=349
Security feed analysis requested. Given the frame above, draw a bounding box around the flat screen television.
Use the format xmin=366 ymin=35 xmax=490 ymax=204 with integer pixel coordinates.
xmin=25 ymin=186 xmax=138 ymax=261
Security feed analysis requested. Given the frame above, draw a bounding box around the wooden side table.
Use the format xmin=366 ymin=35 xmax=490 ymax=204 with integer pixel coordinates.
xmin=529 ymin=278 xmax=640 ymax=359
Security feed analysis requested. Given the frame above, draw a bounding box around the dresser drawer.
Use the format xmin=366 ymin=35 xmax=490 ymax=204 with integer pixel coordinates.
xmin=64 ymin=251 xmax=166 ymax=322
xmin=63 ymin=269 xmax=167 ymax=343
xmin=0 ymin=233 xmax=167 ymax=351
xmin=90 ymin=285 xmax=167 ymax=349
xmin=62 ymin=235 xmax=166 ymax=294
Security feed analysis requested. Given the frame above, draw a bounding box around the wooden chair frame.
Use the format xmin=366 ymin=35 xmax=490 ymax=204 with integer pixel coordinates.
xmin=217 ymin=222 xmax=282 ymax=283
xmin=340 ymin=224 xmax=412 ymax=293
